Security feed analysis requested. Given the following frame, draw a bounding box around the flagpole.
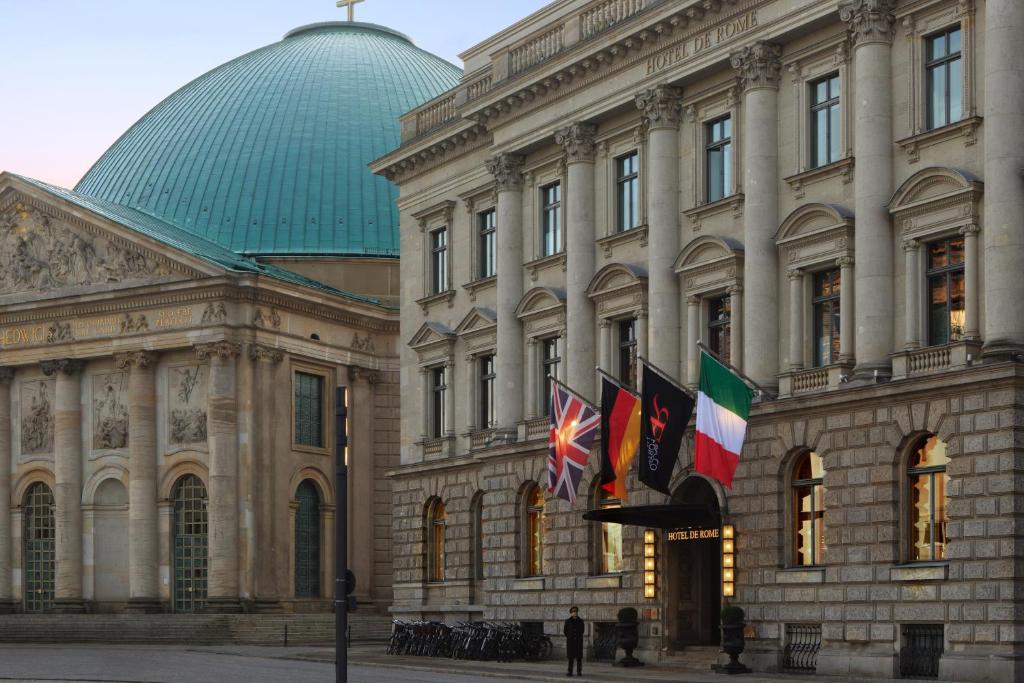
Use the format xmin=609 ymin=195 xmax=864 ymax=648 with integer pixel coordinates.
xmin=636 ymin=355 xmax=696 ymax=399
xmin=696 ymin=340 xmax=776 ymax=399
xmin=594 ymin=366 xmax=639 ymax=397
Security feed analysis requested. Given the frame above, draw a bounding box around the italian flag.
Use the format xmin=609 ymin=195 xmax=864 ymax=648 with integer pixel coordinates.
xmin=695 ymin=351 xmax=753 ymax=489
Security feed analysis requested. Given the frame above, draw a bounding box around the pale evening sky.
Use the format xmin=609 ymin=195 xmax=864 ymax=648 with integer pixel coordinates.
xmin=0 ymin=0 xmax=550 ymax=189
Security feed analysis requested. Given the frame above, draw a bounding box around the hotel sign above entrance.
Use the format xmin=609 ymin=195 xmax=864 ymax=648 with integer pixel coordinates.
xmin=667 ymin=527 xmax=721 ymax=541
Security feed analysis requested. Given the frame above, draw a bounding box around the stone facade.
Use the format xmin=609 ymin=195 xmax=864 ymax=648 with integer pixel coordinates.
xmin=375 ymin=0 xmax=1024 ymax=680
xmin=0 ymin=175 xmax=399 ymax=614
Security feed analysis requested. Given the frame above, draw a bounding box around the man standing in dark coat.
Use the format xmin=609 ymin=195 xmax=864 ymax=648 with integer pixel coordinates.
xmin=563 ymin=605 xmax=585 ymax=676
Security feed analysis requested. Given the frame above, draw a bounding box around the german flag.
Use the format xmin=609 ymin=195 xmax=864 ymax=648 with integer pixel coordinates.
xmin=599 ymin=375 xmax=641 ymax=501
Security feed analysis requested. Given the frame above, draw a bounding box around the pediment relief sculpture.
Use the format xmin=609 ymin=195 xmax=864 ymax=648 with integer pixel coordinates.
xmin=0 ymin=202 xmax=174 ymax=295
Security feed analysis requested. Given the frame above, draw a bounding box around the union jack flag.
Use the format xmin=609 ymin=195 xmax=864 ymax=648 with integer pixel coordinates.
xmin=547 ymin=382 xmax=600 ymax=504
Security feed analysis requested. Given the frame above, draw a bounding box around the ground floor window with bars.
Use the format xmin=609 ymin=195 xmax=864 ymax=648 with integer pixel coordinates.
xmin=294 ymin=480 xmax=322 ymax=598
xmin=23 ymin=482 xmax=55 ymax=613
xmin=173 ymin=474 xmax=208 ymax=613
xmin=591 ymin=622 xmax=617 ymax=661
xmin=900 ymin=624 xmax=944 ymax=678
xmin=783 ymin=623 xmax=821 ymax=672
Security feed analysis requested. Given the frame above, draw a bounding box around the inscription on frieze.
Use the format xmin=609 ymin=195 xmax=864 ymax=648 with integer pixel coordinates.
xmin=93 ymin=372 xmax=129 ymax=450
xmin=0 ymin=202 xmax=173 ymax=294
xmin=645 ymin=10 xmax=758 ymax=76
xmin=0 ymin=306 xmax=194 ymax=349
xmin=168 ymin=365 xmax=207 ymax=446
xmin=21 ymin=379 xmax=55 ymax=455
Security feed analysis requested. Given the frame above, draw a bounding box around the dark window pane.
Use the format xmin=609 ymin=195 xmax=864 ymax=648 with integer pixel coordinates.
xmin=294 ymin=372 xmax=324 ymax=448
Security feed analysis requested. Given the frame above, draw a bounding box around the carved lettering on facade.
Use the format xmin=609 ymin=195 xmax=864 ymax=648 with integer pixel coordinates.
xmin=0 ymin=306 xmax=194 ymax=349
xmin=0 ymin=202 xmax=173 ymax=294
xmin=646 ymin=11 xmax=758 ymax=76
xmin=20 ymin=379 xmax=55 ymax=455
xmin=93 ymin=372 xmax=129 ymax=450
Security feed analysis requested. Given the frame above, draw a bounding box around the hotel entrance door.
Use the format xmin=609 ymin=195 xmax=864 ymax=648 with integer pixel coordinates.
xmin=667 ymin=477 xmax=721 ymax=648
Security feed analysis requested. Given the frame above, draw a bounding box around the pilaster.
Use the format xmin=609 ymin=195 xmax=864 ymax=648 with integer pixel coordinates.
xmin=787 ymin=269 xmax=805 ymax=371
xmin=902 ymin=240 xmax=921 ymax=350
xmin=0 ymin=368 xmax=13 ymax=613
xmin=249 ymin=344 xmax=284 ymax=611
xmin=347 ymin=365 xmax=376 ymax=606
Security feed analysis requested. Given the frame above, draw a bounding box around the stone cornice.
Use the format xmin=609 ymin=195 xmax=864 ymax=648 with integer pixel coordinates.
xmin=839 ymin=0 xmax=897 ymax=45
xmin=554 ymin=123 xmax=598 ymax=164
xmin=40 ymin=358 xmax=86 ymax=376
xmin=635 ymin=85 xmax=684 ymax=129
xmin=484 ymin=153 xmax=526 ymax=192
xmin=730 ymin=41 xmax=783 ymax=91
xmin=373 ymin=123 xmax=492 ymax=184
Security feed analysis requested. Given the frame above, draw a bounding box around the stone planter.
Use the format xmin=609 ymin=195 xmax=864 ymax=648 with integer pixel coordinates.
xmin=719 ymin=623 xmax=751 ymax=675
xmin=614 ymin=621 xmax=644 ymax=667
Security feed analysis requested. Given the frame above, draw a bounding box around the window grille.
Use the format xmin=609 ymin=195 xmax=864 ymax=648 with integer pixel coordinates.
xmin=592 ymin=622 xmax=617 ymax=660
xmin=295 ymin=481 xmax=321 ymax=598
xmin=783 ymin=623 xmax=822 ymax=672
xmin=173 ymin=474 xmax=208 ymax=613
xmin=900 ymin=624 xmax=944 ymax=678
xmin=294 ymin=372 xmax=325 ymax=447
xmin=23 ymin=483 xmax=55 ymax=613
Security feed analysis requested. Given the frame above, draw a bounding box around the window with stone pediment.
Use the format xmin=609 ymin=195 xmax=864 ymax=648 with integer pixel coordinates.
xmin=409 ymin=321 xmax=456 ymax=450
xmin=455 ymin=307 xmax=497 ymax=433
xmin=586 ymin=263 xmax=648 ymax=385
xmin=516 ymin=287 xmax=566 ymax=419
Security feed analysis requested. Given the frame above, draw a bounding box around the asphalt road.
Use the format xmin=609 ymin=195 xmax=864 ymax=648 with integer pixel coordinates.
xmin=0 ymin=645 xmax=536 ymax=683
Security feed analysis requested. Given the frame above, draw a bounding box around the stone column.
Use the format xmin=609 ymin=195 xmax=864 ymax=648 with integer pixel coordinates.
xmin=599 ymin=320 xmax=612 ymax=373
xmin=731 ymin=42 xmax=782 ymax=389
xmin=787 ymin=269 xmax=805 ymax=370
xmin=840 ymin=0 xmax=897 ymax=377
xmin=982 ymin=0 xmax=1024 ymax=356
xmin=114 ymin=351 xmax=161 ymax=612
xmin=961 ymin=224 xmax=980 ymax=341
xmin=636 ymin=311 xmax=649 ymax=361
xmin=0 ymin=368 xmax=13 ymax=613
xmin=464 ymin=355 xmax=478 ymax=432
xmin=526 ymin=340 xmax=538 ymax=420
xmin=902 ymin=240 xmax=921 ymax=350
xmin=686 ymin=296 xmax=701 ymax=386
xmin=195 ymin=341 xmax=241 ymax=611
xmin=636 ymin=86 xmax=683 ymax=377
xmin=837 ymin=257 xmax=856 ymax=362
xmin=443 ymin=360 xmax=455 ymax=437
xmin=249 ymin=344 xmax=283 ymax=610
xmin=555 ymin=123 xmax=598 ymax=400
xmin=485 ymin=154 xmax=526 ymax=437
xmin=419 ymin=367 xmax=429 ymax=440
xmin=41 ymin=358 xmax=86 ymax=612
xmin=728 ymin=286 xmax=743 ymax=370
xmin=347 ymin=367 xmax=377 ymax=606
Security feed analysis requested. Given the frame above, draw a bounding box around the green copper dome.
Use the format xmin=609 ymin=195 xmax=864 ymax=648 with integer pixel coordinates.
xmin=75 ymin=22 xmax=460 ymax=257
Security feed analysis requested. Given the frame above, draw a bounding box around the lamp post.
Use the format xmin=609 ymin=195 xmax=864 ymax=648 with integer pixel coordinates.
xmin=334 ymin=386 xmax=348 ymax=683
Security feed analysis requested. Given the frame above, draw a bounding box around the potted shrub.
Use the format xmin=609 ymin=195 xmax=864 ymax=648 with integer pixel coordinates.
xmin=614 ymin=607 xmax=644 ymax=667
xmin=719 ymin=605 xmax=751 ymax=674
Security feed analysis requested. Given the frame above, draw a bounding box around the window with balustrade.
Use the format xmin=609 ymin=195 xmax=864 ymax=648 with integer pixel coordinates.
xmin=907 ymin=435 xmax=950 ymax=562
xmin=429 ymin=365 xmax=446 ymax=439
xmin=617 ymin=318 xmax=637 ymax=389
xmin=926 ymin=236 xmax=965 ymax=346
xmin=541 ymin=337 xmax=561 ymax=416
xmin=812 ymin=269 xmax=841 ymax=367
xmin=479 ymin=354 xmax=495 ymax=429
xmin=707 ymin=295 xmax=732 ymax=366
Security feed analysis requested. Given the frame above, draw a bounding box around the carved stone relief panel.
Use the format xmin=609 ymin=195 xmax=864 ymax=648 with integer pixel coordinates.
xmin=0 ymin=202 xmax=174 ymax=295
xmin=20 ymin=379 xmax=55 ymax=455
xmin=167 ymin=365 xmax=208 ymax=446
xmin=93 ymin=372 xmax=129 ymax=450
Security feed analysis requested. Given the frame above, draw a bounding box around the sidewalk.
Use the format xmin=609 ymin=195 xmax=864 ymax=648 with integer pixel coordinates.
xmin=251 ymin=643 xmax=960 ymax=683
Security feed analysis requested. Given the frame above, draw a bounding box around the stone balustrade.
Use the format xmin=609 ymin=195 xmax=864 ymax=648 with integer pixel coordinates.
xmin=509 ymin=25 xmax=565 ymax=76
xmin=414 ymin=94 xmax=457 ymax=136
xmin=580 ymin=0 xmax=650 ymax=40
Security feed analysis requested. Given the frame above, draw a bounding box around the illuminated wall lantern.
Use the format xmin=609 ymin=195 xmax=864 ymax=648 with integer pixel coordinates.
xmin=643 ymin=529 xmax=657 ymax=599
xmin=722 ymin=524 xmax=735 ymax=598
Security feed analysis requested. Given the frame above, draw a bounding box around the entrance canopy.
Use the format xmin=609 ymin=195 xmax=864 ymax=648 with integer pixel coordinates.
xmin=582 ymin=504 xmax=718 ymax=530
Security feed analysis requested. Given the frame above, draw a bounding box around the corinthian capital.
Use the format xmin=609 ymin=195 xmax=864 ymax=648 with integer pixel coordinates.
xmin=730 ymin=42 xmax=783 ymax=91
xmin=839 ymin=0 xmax=897 ymax=45
xmin=248 ymin=343 xmax=284 ymax=363
xmin=484 ymin=153 xmax=526 ymax=192
xmin=40 ymin=358 xmax=86 ymax=376
xmin=114 ymin=350 xmax=158 ymax=370
xmin=554 ymin=123 xmax=598 ymax=164
xmin=635 ymin=85 xmax=684 ymax=130
xmin=0 ymin=368 xmax=14 ymax=384
xmin=194 ymin=341 xmax=242 ymax=360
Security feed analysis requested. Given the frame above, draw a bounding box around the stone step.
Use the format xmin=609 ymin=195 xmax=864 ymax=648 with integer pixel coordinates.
xmin=659 ymin=646 xmax=722 ymax=671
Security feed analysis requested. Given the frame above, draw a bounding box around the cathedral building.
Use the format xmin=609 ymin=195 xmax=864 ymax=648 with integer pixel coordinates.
xmin=0 ymin=21 xmax=459 ymax=615
xmin=373 ymin=0 xmax=1024 ymax=679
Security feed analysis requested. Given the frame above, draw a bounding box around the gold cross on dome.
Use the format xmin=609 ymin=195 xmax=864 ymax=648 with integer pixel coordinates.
xmin=337 ymin=0 xmax=365 ymax=21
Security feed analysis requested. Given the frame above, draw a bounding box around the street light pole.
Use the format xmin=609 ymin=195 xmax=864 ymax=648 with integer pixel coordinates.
xmin=334 ymin=386 xmax=348 ymax=683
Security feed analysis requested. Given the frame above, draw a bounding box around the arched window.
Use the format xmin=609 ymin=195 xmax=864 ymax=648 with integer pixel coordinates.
xmin=427 ymin=499 xmax=446 ymax=583
xmin=908 ymin=435 xmax=950 ymax=561
xmin=172 ymin=474 xmax=208 ymax=613
xmin=294 ymin=480 xmax=322 ymax=598
xmin=595 ymin=482 xmax=623 ymax=574
xmin=23 ymin=482 xmax=55 ymax=613
xmin=525 ymin=486 xmax=545 ymax=577
xmin=470 ymin=492 xmax=484 ymax=585
xmin=792 ymin=451 xmax=826 ymax=566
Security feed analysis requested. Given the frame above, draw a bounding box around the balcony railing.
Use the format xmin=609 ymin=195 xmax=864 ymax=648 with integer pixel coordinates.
xmin=791 ymin=368 xmax=829 ymax=394
xmin=580 ymin=0 xmax=650 ymax=40
xmin=509 ymin=24 xmax=565 ymax=76
xmin=414 ymin=94 xmax=458 ymax=136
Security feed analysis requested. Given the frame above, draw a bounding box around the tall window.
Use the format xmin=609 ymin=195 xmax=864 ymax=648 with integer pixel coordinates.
xmin=478 ymin=209 xmax=496 ymax=279
xmin=526 ymin=486 xmax=545 ymax=577
xmin=294 ymin=481 xmax=321 ymax=598
xmin=909 ymin=435 xmax=950 ymax=562
xmin=23 ymin=482 xmax=55 ymax=613
xmin=925 ymin=27 xmax=962 ymax=130
xmin=430 ymin=366 xmax=447 ymax=438
xmin=471 ymin=493 xmax=484 ymax=584
xmin=428 ymin=500 xmax=447 ymax=582
xmin=430 ymin=227 xmax=448 ymax=293
xmin=294 ymin=372 xmax=325 ymax=448
xmin=172 ymin=474 xmax=208 ymax=613
xmin=542 ymin=337 xmax=561 ymax=416
xmin=479 ymin=354 xmax=496 ymax=429
xmin=926 ymin=236 xmax=965 ymax=345
xmin=708 ymin=295 xmax=732 ymax=365
xmin=810 ymin=74 xmax=841 ymax=168
xmin=618 ymin=318 xmax=638 ymax=389
xmin=597 ymin=484 xmax=623 ymax=574
xmin=792 ymin=451 xmax=826 ymax=566
xmin=812 ymin=269 xmax=841 ymax=367
xmin=615 ymin=152 xmax=640 ymax=232
xmin=705 ymin=116 xmax=732 ymax=203
xmin=541 ymin=182 xmax=562 ymax=257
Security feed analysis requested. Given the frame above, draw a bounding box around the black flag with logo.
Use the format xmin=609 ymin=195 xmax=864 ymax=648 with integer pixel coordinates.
xmin=639 ymin=363 xmax=695 ymax=494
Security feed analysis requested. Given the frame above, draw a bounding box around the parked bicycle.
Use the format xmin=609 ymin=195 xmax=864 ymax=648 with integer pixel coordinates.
xmin=387 ymin=619 xmax=553 ymax=661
